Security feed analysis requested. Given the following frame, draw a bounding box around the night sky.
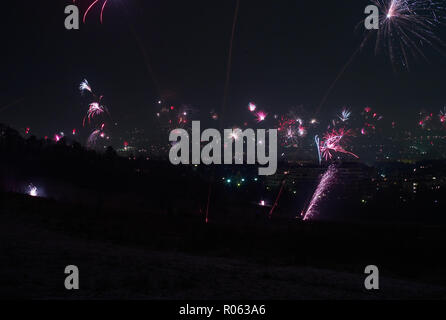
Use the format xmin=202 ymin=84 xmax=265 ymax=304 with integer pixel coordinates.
xmin=1 ymin=0 xmax=445 ymax=138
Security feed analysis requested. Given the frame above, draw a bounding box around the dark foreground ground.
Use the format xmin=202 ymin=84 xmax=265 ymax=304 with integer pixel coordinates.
xmin=1 ymin=192 xmax=446 ymax=299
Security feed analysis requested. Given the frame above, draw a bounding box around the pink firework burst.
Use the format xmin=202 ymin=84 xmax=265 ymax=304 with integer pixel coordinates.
xmin=320 ymin=128 xmax=359 ymax=161
xmin=439 ymin=108 xmax=446 ymax=124
xmin=83 ymin=102 xmax=105 ymax=126
xmin=277 ymin=115 xmax=308 ymax=148
xmin=255 ymin=111 xmax=267 ymax=122
xmin=418 ymin=112 xmax=433 ymax=128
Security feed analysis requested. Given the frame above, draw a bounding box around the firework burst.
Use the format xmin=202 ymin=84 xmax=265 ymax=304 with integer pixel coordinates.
xmin=79 ymin=79 xmax=111 ymax=128
xmin=83 ymin=103 xmax=107 ymax=126
xmin=87 ymin=129 xmax=102 ymax=148
xmin=276 ymin=106 xmax=313 ymax=148
xmin=418 ymin=112 xmax=433 ymax=128
xmin=87 ymin=123 xmax=107 ymax=148
xmin=439 ymin=107 xmax=446 ymax=123
xmin=277 ymin=116 xmax=302 ymax=148
xmin=369 ymin=0 xmax=445 ymax=68
xmin=255 ymin=111 xmax=267 ymax=122
xmin=156 ymin=104 xmax=195 ymax=135
xmin=360 ymin=107 xmax=383 ymax=135
xmin=319 ymin=128 xmax=359 ymax=161
xmin=338 ymin=108 xmax=351 ymax=122
xmin=79 ymin=79 xmax=92 ymax=94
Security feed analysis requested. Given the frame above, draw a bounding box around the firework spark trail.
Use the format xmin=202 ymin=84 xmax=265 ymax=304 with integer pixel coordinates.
xmin=316 ymin=0 xmax=445 ymax=115
xmin=302 ymin=165 xmax=338 ymax=221
xmin=87 ymin=129 xmax=102 ymax=148
xmin=221 ymin=0 xmax=241 ymax=127
xmin=268 ymin=179 xmax=286 ymax=219
xmin=206 ymin=0 xmax=241 ymax=225
xmin=100 ymin=0 xmax=109 ymax=24
xmin=315 ymin=44 xmax=364 ymax=117
xmin=124 ymin=8 xmax=162 ymax=98
xmin=320 ymin=129 xmax=359 ymax=161
xmin=371 ymin=0 xmax=445 ymax=68
xmin=75 ymin=0 xmax=111 ymax=24
xmin=87 ymin=123 xmax=107 ymax=148
xmin=84 ymin=0 xmax=100 ymax=23
xmin=0 ymin=97 xmax=26 ymax=115
xmin=315 ymin=135 xmax=322 ymax=164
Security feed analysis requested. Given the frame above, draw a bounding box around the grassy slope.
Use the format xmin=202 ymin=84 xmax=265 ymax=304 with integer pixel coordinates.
xmin=1 ymin=193 xmax=445 ymax=299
